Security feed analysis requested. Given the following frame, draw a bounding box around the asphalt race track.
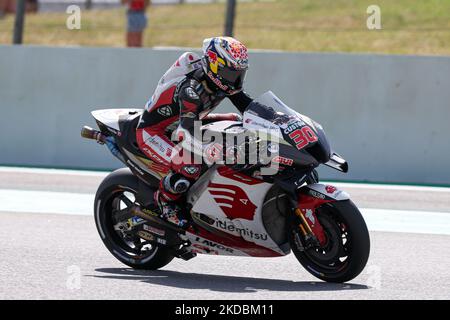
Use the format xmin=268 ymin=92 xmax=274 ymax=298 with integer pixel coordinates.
xmin=0 ymin=167 xmax=449 ymax=300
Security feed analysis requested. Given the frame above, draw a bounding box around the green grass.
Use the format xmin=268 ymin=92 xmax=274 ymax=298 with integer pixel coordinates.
xmin=1 ymin=0 xmax=450 ymax=55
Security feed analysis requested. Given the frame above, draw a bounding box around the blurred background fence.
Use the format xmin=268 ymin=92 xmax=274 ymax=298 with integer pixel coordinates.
xmin=1 ymin=45 xmax=449 ymax=185
xmin=1 ymin=0 xmax=450 ymax=55
xmin=1 ymin=0 xmax=450 ymax=185
xmin=6 ymin=0 xmax=226 ymax=13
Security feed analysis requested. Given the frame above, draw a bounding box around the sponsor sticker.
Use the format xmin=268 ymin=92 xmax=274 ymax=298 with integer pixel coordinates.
xmin=128 ymin=216 xmax=144 ymax=227
xmin=281 ymin=119 xmax=305 ymax=134
xmin=207 ymin=71 xmax=228 ymax=91
xmin=309 ymin=190 xmax=326 ymax=199
xmin=214 ymin=219 xmax=268 ymax=241
xmin=137 ymin=230 xmax=154 ymax=241
xmin=272 ymin=156 xmax=293 ymax=166
xmin=193 ymin=244 xmax=219 ymax=255
xmin=244 ymin=114 xmax=279 ymax=131
xmin=156 ymin=238 xmax=167 ymax=245
xmin=194 ymin=237 xmax=234 ymax=254
xmin=288 ymin=126 xmax=318 ymax=150
xmin=143 ymin=224 xmax=166 ymax=237
xmin=135 ymin=208 xmax=159 ymax=221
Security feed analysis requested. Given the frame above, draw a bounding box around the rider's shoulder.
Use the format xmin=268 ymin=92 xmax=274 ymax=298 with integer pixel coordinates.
xmin=177 ymin=52 xmax=202 ymax=68
xmin=179 ymin=78 xmax=202 ymax=102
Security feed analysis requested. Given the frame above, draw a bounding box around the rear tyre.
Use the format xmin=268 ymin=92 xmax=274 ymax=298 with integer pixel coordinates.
xmin=94 ymin=168 xmax=174 ymax=270
xmin=289 ymin=200 xmax=370 ymax=283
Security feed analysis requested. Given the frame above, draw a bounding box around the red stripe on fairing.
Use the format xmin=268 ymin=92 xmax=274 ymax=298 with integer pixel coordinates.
xmin=187 ymin=225 xmax=283 ymax=257
xmin=152 ymin=86 xmax=177 ymax=110
xmin=209 ymin=190 xmax=235 ymax=197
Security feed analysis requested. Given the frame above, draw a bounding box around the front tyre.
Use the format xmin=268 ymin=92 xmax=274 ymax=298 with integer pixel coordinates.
xmin=290 ymin=200 xmax=370 ymax=283
xmin=94 ymin=168 xmax=174 ymax=270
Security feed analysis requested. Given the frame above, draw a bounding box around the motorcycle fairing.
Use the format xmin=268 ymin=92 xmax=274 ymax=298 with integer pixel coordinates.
xmin=183 ymin=221 xmax=285 ymax=257
xmin=90 ymin=96 xmax=349 ymax=258
xmin=187 ymin=166 xmax=287 ymax=256
xmin=299 ymin=183 xmax=350 ymax=202
xmin=92 ymin=108 xmax=169 ymax=183
xmin=244 ymin=91 xmax=332 ymax=168
xmin=92 ymin=108 xmax=141 ymax=132
xmin=183 ymin=230 xmax=266 ymax=257
xmin=324 ymin=152 xmax=349 ymax=173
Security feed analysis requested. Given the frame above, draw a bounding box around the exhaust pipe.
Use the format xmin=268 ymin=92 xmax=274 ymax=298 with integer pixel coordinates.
xmin=81 ymin=126 xmax=105 ymax=144
xmin=81 ymin=125 xmax=127 ymax=164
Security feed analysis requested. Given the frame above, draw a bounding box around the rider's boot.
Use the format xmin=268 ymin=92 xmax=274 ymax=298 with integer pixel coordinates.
xmin=154 ymin=173 xmax=191 ymax=228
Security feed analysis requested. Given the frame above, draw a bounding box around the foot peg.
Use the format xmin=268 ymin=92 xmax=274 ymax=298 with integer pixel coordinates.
xmin=175 ymin=247 xmax=197 ymax=261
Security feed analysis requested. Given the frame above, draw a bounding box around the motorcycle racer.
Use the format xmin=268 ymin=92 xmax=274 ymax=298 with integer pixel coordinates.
xmin=135 ymin=37 xmax=253 ymax=227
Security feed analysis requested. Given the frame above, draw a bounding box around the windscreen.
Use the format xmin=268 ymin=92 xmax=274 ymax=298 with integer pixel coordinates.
xmin=244 ymin=91 xmax=331 ymax=164
xmin=245 ymin=91 xmax=318 ymax=130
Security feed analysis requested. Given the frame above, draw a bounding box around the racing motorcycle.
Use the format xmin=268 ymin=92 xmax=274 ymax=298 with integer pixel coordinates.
xmin=81 ymin=91 xmax=370 ymax=283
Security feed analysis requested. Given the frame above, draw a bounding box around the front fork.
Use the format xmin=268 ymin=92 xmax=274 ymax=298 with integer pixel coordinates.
xmin=289 ymin=169 xmax=330 ymax=248
xmin=291 ymin=197 xmax=328 ymax=248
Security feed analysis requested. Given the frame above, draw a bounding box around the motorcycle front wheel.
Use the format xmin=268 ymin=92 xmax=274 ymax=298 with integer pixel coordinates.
xmin=289 ymin=200 xmax=370 ymax=283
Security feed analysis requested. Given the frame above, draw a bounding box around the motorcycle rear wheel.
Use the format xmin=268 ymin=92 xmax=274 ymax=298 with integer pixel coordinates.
xmin=94 ymin=168 xmax=174 ymax=270
xmin=289 ymin=200 xmax=370 ymax=283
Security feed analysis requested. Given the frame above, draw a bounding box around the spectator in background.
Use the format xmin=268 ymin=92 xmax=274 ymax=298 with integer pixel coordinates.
xmin=0 ymin=0 xmax=37 ymax=16
xmin=0 ymin=0 xmax=11 ymax=17
xmin=27 ymin=0 xmax=37 ymax=12
xmin=0 ymin=0 xmax=6 ymax=18
xmin=121 ymin=0 xmax=150 ymax=47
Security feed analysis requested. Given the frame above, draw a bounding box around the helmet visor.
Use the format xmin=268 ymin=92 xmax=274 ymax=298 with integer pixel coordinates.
xmin=217 ymin=65 xmax=247 ymax=90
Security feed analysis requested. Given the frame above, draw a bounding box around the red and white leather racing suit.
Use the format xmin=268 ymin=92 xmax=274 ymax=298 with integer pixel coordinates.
xmin=136 ymin=52 xmax=252 ymax=204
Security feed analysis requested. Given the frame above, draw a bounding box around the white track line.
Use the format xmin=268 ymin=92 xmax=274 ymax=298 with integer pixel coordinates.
xmin=361 ymin=208 xmax=450 ymax=236
xmin=1 ymin=189 xmax=449 ymax=236
xmin=0 ymin=189 xmax=94 ymax=216
xmin=0 ymin=166 xmax=109 ymax=177
xmin=323 ymin=181 xmax=450 ymax=193
xmin=1 ymin=166 xmax=450 ymax=192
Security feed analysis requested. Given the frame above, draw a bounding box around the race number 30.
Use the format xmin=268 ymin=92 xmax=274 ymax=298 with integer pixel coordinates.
xmin=288 ymin=126 xmax=318 ymax=150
